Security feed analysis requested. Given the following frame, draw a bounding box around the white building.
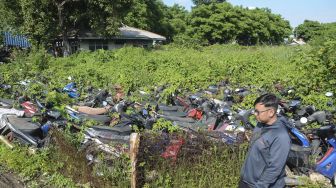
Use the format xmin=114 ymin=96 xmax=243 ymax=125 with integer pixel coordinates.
xmin=55 ymin=26 xmax=166 ymax=53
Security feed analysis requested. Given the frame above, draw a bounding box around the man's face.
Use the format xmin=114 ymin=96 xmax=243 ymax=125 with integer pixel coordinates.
xmin=254 ymin=103 xmax=275 ymax=124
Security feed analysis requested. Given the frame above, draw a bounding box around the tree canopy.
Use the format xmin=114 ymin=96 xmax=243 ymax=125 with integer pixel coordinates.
xmin=0 ymin=0 xmax=293 ymax=47
xmin=192 ymin=0 xmax=226 ymax=6
xmin=0 ymin=0 xmax=134 ymax=49
xmin=187 ymin=3 xmax=291 ymax=45
xmin=295 ymin=20 xmax=336 ymax=44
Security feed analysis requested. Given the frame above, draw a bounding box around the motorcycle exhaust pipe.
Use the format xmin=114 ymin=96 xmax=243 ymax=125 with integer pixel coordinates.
xmin=0 ymin=135 xmax=14 ymax=149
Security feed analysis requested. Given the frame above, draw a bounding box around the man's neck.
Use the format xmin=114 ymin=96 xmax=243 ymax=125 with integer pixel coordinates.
xmin=265 ymin=116 xmax=277 ymax=126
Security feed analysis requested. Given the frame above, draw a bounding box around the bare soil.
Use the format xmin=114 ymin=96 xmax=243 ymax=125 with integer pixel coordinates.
xmin=0 ymin=172 xmax=24 ymax=188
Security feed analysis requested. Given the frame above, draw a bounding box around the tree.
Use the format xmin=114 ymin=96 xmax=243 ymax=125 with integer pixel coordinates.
xmin=54 ymin=0 xmax=80 ymax=54
xmin=87 ymin=0 xmax=134 ymax=37
xmin=19 ymin=0 xmax=58 ymax=46
xmin=294 ymin=20 xmax=322 ymax=41
xmin=166 ymin=4 xmax=189 ymax=36
xmin=123 ymin=1 xmax=188 ymax=42
xmin=0 ymin=0 xmax=23 ymax=32
xmin=192 ymin=0 xmax=226 ymax=6
xmin=188 ymin=3 xmax=291 ymax=45
xmin=1 ymin=0 xmax=294 ymax=48
xmin=295 ymin=20 xmax=336 ymax=44
xmin=1 ymin=0 xmax=135 ymax=50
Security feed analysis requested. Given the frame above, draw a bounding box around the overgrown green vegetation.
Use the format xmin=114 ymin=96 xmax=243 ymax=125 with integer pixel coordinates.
xmin=0 ymin=43 xmax=335 ymax=187
xmin=1 ymin=43 xmax=335 ymax=108
xmin=0 ymin=134 xmax=82 ymax=187
xmin=0 ymin=128 xmax=131 ymax=187
xmin=138 ymin=133 xmax=248 ymax=188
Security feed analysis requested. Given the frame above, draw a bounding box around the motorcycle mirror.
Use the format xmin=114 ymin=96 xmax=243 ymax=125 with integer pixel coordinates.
xmin=325 ymin=92 xmax=333 ymax=97
xmin=300 ymin=117 xmax=308 ymax=124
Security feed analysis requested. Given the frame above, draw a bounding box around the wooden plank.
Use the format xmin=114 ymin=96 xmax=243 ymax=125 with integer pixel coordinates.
xmin=130 ymin=133 xmax=140 ymax=188
xmin=0 ymin=135 xmax=14 ymax=149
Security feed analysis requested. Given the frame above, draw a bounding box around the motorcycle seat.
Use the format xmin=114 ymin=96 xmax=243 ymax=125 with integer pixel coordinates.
xmin=6 ymin=116 xmax=42 ymax=137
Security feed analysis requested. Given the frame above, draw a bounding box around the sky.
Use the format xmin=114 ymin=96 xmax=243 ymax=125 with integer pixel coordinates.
xmin=163 ymin=0 xmax=336 ymax=28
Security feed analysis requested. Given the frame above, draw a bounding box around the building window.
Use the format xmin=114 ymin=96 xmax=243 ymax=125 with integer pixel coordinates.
xmin=56 ymin=41 xmax=63 ymax=47
xmin=88 ymin=43 xmax=95 ymax=51
xmin=88 ymin=40 xmax=108 ymax=51
xmin=70 ymin=40 xmax=79 ymax=52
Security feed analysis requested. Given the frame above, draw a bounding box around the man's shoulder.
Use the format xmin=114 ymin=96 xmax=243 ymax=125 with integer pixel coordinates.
xmin=264 ymin=122 xmax=290 ymax=142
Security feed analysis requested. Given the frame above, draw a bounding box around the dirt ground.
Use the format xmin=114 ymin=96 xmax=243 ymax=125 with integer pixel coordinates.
xmin=0 ymin=172 xmax=24 ymax=188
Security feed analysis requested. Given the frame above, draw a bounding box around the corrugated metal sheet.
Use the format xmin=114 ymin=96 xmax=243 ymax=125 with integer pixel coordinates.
xmin=119 ymin=26 xmax=166 ymax=41
xmin=78 ymin=26 xmax=166 ymax=41
xmin=3 ymin=32 xmax=31 ymax=48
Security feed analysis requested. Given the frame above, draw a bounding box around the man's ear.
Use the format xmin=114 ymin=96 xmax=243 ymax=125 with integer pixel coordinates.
xmin=270 ymin=108 xmax=276 ymax=117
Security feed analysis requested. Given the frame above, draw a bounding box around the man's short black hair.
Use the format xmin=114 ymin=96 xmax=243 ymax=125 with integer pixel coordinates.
xmin=254 ymin=93 xmax=279 ymax=110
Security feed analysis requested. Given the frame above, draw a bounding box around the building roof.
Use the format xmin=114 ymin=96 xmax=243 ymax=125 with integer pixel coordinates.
xmin=78 ymin=26 xmax=166 ymax=41
xmin=289 ymin=38 xmax=306 ymax=46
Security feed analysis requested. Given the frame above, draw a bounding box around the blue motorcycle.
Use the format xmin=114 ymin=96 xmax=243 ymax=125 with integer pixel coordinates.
xmin=287 ymin=122 xmax=336 ymax=185
xmin=63 ymin=82 xmax=80 ymax=98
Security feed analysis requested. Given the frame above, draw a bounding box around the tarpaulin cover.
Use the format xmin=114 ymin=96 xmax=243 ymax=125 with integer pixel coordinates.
xmin=3 ymin=32 xmax=31 ymax=48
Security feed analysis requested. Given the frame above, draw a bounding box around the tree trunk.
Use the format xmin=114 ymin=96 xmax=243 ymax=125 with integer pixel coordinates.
xmin=56 ymin=0 xmax=71 ymax=56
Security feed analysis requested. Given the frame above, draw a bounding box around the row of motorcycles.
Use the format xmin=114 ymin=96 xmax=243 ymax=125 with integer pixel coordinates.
xmin=1 ymin=80 xmax=336 ymax=186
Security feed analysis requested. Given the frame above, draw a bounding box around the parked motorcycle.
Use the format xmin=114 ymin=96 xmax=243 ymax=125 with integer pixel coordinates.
xmin=0 ymin=114 xmax=60 ymax=147
xmin=286 ymin=121 xmax=336 ymax=185
xmin=0 ymin=98 xmax=14 ymax=108
xmin=63 ymin=82 xmax=80 ymax=98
